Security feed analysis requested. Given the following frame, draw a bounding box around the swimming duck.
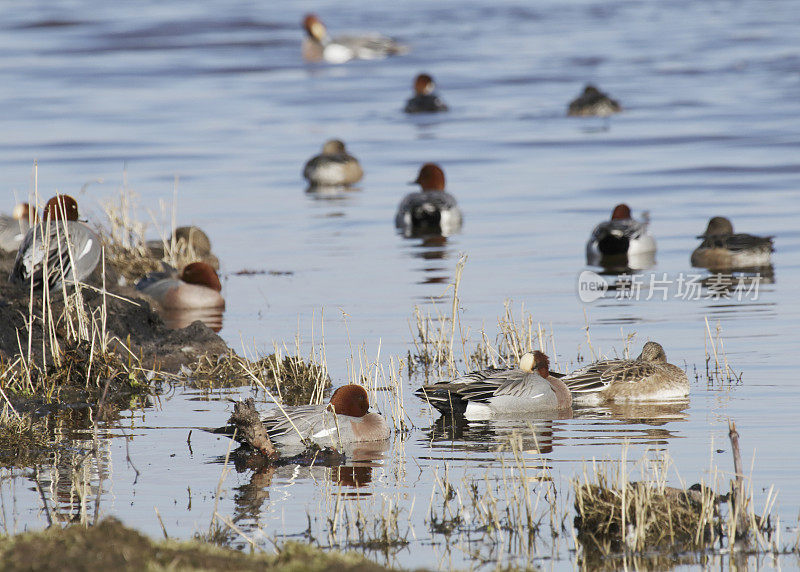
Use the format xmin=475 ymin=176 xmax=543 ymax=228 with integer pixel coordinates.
xmin=691 ymin=217 xmax=773 ymax=270
xmin=136 ymin=261 xmax=224 ymax=310
xmin=561 ymin=342 xmax=689 ymax=404
xmin=395 ymin=163 xmax=462 ymax=237
xmin=302 ymin=14 xmax=409 ymax=64
xmin=10 ymin=195 xmax=100 ymax=289
xmin=415 ymin=351 xmax=572 ymax=418
xmin=0 ymin=203 xmax=32 ymax=252
xmin=404 ymin=73 xmax=448 ymax=113
xmin=246 ymin=384 xmax=390 ymax=456
xmin=567 ymin=84 xmax=621 ymax=117
xmin=303 ymin=139 xmax=364 ymax=187
xmin=586 ymin=204 xmax=656 ymax=265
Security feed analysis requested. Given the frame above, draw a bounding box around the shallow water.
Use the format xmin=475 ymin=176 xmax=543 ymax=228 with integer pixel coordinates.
xmin=2 ymin=0 xmax=800 ymax=568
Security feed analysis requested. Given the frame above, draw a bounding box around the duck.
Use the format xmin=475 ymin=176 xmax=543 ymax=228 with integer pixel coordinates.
xmin=691 ymin=217 xmax=773 ymax=270
xmin=586 ymin=204 xmax=656 ymax=266
xmin=561 ymin=342 xmax=689 ymax=405
xmin=302 ymin=14 xmax=409 ymax=64
xmin=250 ymin=384 xmax=390 ymax=456
xmin=147 ymin=226 xmax=220 ymax=270
xmin=567 ymin=84 xmax=622 ymax=117
xmin=10 ymin=195 xmax=101 ymax=289
xmin=415 ymin=351 xmax=572 ymax=418
xmin=303 ymin=139 xmax=364 ymax=187
xmin=404 ymin=73 xmax=448 ymax=113
xmin=0 ymin=203 xmax=32 ymax=252
xmin=395 ymin=163 xmax=462 ymax=237
xmin=136 ymin=261 xmax=224 ymax=310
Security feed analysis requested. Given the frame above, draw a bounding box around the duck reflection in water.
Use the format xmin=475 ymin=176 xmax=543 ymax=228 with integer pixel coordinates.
xmin=424 ymin=412 xmax=572 ymax=458
xmin=411 ymin=233 xmax=451 ymax=284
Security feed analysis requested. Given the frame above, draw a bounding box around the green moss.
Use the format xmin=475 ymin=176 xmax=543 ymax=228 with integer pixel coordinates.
xmin=0 ymin=518 xmax=418 ymax=572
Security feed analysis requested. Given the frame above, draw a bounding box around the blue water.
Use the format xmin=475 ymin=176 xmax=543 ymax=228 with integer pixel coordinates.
xmin=1 ymin=0 xmax=799 ymax=568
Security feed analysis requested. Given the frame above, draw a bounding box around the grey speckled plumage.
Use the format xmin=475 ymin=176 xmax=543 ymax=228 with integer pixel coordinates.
xmin=415 ymin=352 xmax=571 ymax=416
xmin=395 ymin=191 xmax=462 ymax=237
xmin=10 ymin=221 xmax=101 ymax=289
xmin=0 ymin=214 xmax=29 ymax=252
xmin=405 ymin=94 xmax=448 ymax=113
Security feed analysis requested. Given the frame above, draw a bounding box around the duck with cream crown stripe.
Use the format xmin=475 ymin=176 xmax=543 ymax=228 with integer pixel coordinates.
xmin=416 ymin=351 xmax=572 ymax=419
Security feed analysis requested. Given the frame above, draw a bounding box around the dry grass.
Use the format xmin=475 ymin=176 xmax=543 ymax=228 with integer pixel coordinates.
xmin=185 ymin=349 xmax=330 ymax=406
xmin=573 ymin=445 xmax=777 ymax=560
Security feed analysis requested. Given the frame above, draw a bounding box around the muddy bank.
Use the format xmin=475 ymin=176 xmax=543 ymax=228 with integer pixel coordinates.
xmin=0 ymin=517 xmax=419 ymax=572
xmin=0 ymin=249 xmax=228 ymax=380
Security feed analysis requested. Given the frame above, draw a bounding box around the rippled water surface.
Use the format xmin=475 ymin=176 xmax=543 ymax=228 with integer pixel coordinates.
xmin=2 ymin=0 xmax=800 ymax=568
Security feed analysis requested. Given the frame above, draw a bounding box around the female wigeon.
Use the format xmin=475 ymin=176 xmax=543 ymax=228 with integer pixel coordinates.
xmin=0 ymin=203 xmax=32 ymax=252
xmin=136 ymin=261 xmax=224 ymax=310
xmin=568 ymin=84 xmax=622 ymax=117
xmin=395 ymin=163 xmax=462 ymax=237
xmin=562 ymin=342 xmax=689 ymax=404
xmin=404 ymin=73 xmax=448 ymax=113
xmin=10 ymin=195 xmax=100 ymax=289
xmin=255 ymin=384 xmax=390 ymax=456
xmin=415 ymin=351 xmax=572 ymax=418
xmin=302 ymin=14 xmax=408 ymax=64
xmin=586 ymin=203 xmax=656 ymax=266
xmin=303 ymin=139 xmax=364 ymax=187
xmin=691 ymin=217 xmax=773 ymax=270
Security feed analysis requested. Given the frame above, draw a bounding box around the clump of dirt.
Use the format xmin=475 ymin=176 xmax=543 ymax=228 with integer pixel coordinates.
xmin=0 ymin=517 xmax=410 ymax=572
xmin=0 ymin=248 xmax=228 ymax=404
xmin=187 ymin=350 xmax=330 ymax=404
xmin=574 ymin=479 xmax=717 ymax=552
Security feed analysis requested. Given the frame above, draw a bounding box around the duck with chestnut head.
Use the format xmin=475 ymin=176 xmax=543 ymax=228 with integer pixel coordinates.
xmin=224 ymin=384 xmax=390 ymax=457
xmin=395 ymin=163 xmax=462 ymax=238
xmin=302 ymin=14 xmax=408 ymax=64
xmin=10 ymin=195 xmax=100 ymax=289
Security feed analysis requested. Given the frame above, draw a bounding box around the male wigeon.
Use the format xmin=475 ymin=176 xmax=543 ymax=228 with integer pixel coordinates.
xmin=415 ymin=351 xmax=572 ymax=418
xmin=303 ymin=139 xmax=364 ymax=187
xmin=395 ymin=163 xmax=462 ymax=237
xmin=302 ymin=14 xmax=409 ymax=64
xmin=691 ymin=217 xmax=773 ymax=270
xmin=0 ymin=203 xmax=32 ymax=252
xmin=10 ymin=195 xmax=100 ymax=289
xmin=136 ymin=261 xmax=224 ymax=310
xmin=561 ymin=341 xmax=689 ymax=404
xmin=250 ymin=384 xmax=390 ymax=456
xmin=404 ymin=73 xmax=448 ymax=113
xmin=586 ymin=203 xmax=656 ymax=266
xmin=568 ymin=84 xmax=622 ymax=117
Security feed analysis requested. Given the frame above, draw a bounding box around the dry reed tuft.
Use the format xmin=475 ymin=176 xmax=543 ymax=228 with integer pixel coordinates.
xmin=186 ymin=349 xmax=330 ymax=405
xmin=573 ymin=441 xmax=776 ymax=560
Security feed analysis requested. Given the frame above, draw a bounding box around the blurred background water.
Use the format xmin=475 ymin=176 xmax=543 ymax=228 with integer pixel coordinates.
xmin=1 ymin=0 xmax=799 ymax=568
